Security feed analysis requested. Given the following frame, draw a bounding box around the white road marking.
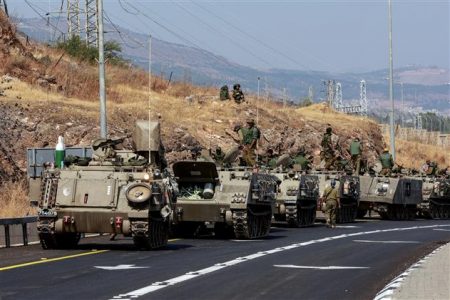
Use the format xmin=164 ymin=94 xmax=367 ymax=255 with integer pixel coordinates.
xmin=110 ymin=224 xmax=450 ymax=300
xmin=274 ymin=265 xmax=369 ymax=270
xmin=95 ymin=264 xmax=149 ymax=270
xmin=433 ymin=228 xmax=450 ymax=232
xmin=353 ymin=240 xmax=420 ymax=244
xmin=335 ymin=225 xmax=360 ymax=228
xmin=231 ymin=239 xmax=264 ymax=242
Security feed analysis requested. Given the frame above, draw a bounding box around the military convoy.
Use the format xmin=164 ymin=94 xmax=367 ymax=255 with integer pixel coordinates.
xmin=28 ymin=121 xmax=176 ymax=250
xmin=358 ymin=175 xmax=422 ymax=220
xmin=172 ymin=162 xmax=278 ymax=239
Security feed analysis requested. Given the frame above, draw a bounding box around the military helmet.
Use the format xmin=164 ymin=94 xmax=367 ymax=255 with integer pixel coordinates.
xmin=354 ymin=137 xmax=360 ymax=141
xmin=326 ymin=127 xmax=332 ymax=134
xmin=383 ymin=147 xmax=389 ymax=152
xmin=233 ymin=123 xmax=242 ymax=132
xmin=233 ymin=83 xmax=240 ymax=90
xmin=330 ymin=179 xmax=336 ymax=187
xmin=246 ymin=118 xmax=255 ymax=124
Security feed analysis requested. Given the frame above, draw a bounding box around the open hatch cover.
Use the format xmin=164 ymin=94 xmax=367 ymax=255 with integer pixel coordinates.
xmin=172 ymin=161 xmax=219 ymax=180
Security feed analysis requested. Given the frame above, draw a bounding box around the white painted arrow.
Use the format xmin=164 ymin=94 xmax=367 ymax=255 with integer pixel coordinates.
xmin=95 ymin=264 xmax=149 ymax=270
xmin=353 ymin=240 xmax=420 ymax=244
xmin=274 ymin=265 xmax=369 ymax=270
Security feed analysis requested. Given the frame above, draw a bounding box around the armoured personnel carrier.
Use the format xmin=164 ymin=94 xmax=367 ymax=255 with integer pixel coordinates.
xmin=358 ymin=175 xmax=422 ymax=220
xmin=30 ymin=121 xmax=175 ymax=249
xmin=418 ymin=176 xmax=450 ymax=219
xmin=315 ymin=172 xmax=360 ymax=223
xmin=272 ymin=171 xmax=319 ymax=227
xmin=172 ymin=161 xmax=278 ymax=239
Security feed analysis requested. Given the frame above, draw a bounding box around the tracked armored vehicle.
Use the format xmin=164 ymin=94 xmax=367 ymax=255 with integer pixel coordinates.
xmin=172 ymin=162 xmax=278 ymax=239
xmin=315 ymin=172 xmax=360 ymax=223
xmin=29 ymin=121 xmax=175 ymax=250
xmin=358 ymin=175 xmax=422 ymax=220
xmin=272 ymin=171 xmax=319 ymax=227
xmin=418 ymin=176 xmax=450 ymax=219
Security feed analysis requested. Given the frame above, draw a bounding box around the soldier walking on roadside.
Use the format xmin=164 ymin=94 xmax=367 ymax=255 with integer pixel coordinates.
xmin=322 ymin=179 xmax=340 ymax=228
xmin=350 ymin=137 xmax=362 ymax=175
xmin=379 ymin=148 xmax=394 ymax=176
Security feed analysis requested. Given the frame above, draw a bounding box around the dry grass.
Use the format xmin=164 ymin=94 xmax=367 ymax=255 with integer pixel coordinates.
xmin=393 ymin=138 xmax=450 ymax=170
xmin=0 ymin=181 xmax=36 ymax=218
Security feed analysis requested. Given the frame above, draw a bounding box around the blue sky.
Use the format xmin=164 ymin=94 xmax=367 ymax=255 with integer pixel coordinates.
xmin=7 ymin=0 xmax=450 ymax=72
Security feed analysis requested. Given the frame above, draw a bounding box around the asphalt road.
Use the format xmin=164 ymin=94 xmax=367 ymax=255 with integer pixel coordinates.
xmin=1 ymin=219 xmax=449 ymax=300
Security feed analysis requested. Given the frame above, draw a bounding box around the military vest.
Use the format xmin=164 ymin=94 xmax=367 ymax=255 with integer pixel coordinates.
xmin=350 ymin=141 xmax=361 ymax=155
xmin=292 ymin=155 xmax=309 ymax=169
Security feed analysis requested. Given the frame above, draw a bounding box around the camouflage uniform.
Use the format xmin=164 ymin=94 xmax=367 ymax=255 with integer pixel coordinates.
xmin=211 ymin=147 xmax=225 ymax=166
xmin=291 ymin=152 xmax=310 ymax=170
xmin=263 ymin=149 xmax=278 ymax=169
xmin=234 ymin=119 xmax=259 ymax=167
xmin=232 ymin=84 xmax=245 ymax=104
xmin=379 ymin=149 xmax=394 ymax=176
xmin=220 ymin=85 xmax=230 ymax=101
xmin=323 ymin=183 xmax=339 ymax=228
xmin=350 ymin=138 xmax=362 ymax=175
xmin=321 ymin=127 xmax=336 ymax=170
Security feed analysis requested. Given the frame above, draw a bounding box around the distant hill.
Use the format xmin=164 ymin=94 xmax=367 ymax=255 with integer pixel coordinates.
xmin=16 ymin=17 xmax=450 ymax=114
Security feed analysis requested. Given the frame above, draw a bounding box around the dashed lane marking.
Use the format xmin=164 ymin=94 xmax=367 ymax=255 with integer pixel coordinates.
xmin=110 ymin=224 xmax=450 ymax=299
xmin=353 ymin=240 xmax=420 ymax=244
xmin=274 ymin=265 xmax=369 ymax=270
xmin=433 ymin=228 xmax=450 ymax=232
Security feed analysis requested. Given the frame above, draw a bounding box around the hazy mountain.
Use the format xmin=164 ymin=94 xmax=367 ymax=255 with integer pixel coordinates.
xmin=16 ymin=17 xmax=450 ymax=114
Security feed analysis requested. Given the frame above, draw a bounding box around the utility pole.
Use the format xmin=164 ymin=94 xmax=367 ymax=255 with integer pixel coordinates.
xmin=388 ymin=0 xmax=396 ymax=161
xmin=97 ymin=0 xmax=107 ymax=138
xmin=400 ymin=82 xmax=404 ymax=127
xmin=148 ymin=35 xmax=152 ymax=162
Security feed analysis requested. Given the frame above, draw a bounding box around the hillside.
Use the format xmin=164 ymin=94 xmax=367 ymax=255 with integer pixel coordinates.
xmin=17 ymin=17 xmax=450 ymax=114
xmin=0 ymin=12 xmax=448 ymax=217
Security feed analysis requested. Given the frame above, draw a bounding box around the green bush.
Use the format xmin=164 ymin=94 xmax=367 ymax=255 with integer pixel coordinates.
xmin=56 ymin=36 xmax=126 ymax=65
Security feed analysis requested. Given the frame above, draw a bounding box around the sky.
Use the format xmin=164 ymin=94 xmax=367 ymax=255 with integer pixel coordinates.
xmin=6 ymin=0 xmax=450 ymax=72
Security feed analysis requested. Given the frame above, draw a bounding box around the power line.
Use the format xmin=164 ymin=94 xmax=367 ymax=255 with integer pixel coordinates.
xmin=190 ymin=1 xmax=310 ymax=70
xmin=104 ymin=10 xmax=145 ymax=49
xmin=171 ymin=1 xmax=273 ymax=68
xmin=24 ymin=0 xmax=65 ymax=36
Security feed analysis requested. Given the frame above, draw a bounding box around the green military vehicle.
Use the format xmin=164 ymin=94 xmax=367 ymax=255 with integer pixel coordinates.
xmin=315 ymin=172 xmax=360 ymax=223
xmin=272 ymin=171 xmax=319 ymax=227
xmin=171 ymin=162 xmax=278 ymax=239
xmin=358 ymin=175 xmax=422 ymax=220
xmin=418 ymin=176 xmax=450 ymax=219
xmin=29 ymin=121 xmax=176 ymax=249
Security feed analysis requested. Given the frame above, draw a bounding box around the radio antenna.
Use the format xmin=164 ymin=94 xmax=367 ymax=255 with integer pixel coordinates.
xmin=256 ymin=76 xmax=260 ymax=165
xmin=148 ymin=34 xmax=152 ymax=164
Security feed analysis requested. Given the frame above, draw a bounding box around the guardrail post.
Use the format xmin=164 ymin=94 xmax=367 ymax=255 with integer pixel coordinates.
xmin=4 ymin=224 xmax=10 ymax=248
xmin=22 ymin=223 xmax=29 ymax=246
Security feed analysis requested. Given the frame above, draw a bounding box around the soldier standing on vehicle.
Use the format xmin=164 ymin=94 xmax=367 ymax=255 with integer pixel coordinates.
xmin=321 ymin=127 xmax=336 ymax=170
xmin=322 ymin=179 xmax=340 ymax=228
xmin=379 ymin=148 xmax=394 ymax=176
xmin=350 ymin=137 xmax=362 ymax=175
xmin=241 ymin=118 xmax=260 ymax=166
xmin=232 ymin=83 xmax=245 ymax=104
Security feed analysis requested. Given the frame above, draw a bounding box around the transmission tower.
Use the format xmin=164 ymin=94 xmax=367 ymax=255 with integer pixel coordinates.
xmin=416 ymin=114 xmax=423 ymax=130
xmin=324 ymin=80 xmax=336 ymax=107
xmin=334 ymin=82 xmax=343 ymax=110
xmin=67 ymin=0 xmax=81 ymax=38
xmin=360 ymin=80 xmax=368 ymax=116
xmin=85 ymin=0 xmax=97 ymax=46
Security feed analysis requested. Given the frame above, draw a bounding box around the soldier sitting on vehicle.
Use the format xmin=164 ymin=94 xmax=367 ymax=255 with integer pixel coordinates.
xmin=263 ymin=148 xmax=278 ymax=169
xmin=379 ymin=148 xmax=394 ymax=176
xmin=290 ymin=147 xmax=311 ymax=171
xmin=232 ymin=83 xmax=245 ymax=104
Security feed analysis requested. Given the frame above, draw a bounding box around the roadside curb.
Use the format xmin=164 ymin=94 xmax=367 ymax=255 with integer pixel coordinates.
xmin=374 ymin=242 xmax=449 ymax=300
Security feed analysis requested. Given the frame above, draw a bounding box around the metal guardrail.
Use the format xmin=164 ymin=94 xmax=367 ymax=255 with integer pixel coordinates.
xmin=0 ymin=216 xmax=37 ymax=248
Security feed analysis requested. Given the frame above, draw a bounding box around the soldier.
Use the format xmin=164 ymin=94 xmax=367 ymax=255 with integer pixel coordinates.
xmin=350 ymin=137 xmax=363 ymax=175
xmin=241 ymin=118 xmax=260 ymax=166
xmin=264 ymin=148 xmax=278 ymax=169
xmin=321 ymin=127 xmax=336 ymax=170
xmin=211 ymin=146 xmax=225 ymax=166
xmin=232 ymin=83 xmax=245 ymax=104
xmin=421 ymin=160 xmax=431 ymax=174
xmin=219 ymin=85 xmax=230 ymax=101
xmin=322 ymin=179 xmax=340 ymax=228
xmin=290 ymin=147 xmax=311 ymax=171
xmin=379 ymin=148 xmax=394 ymax=176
